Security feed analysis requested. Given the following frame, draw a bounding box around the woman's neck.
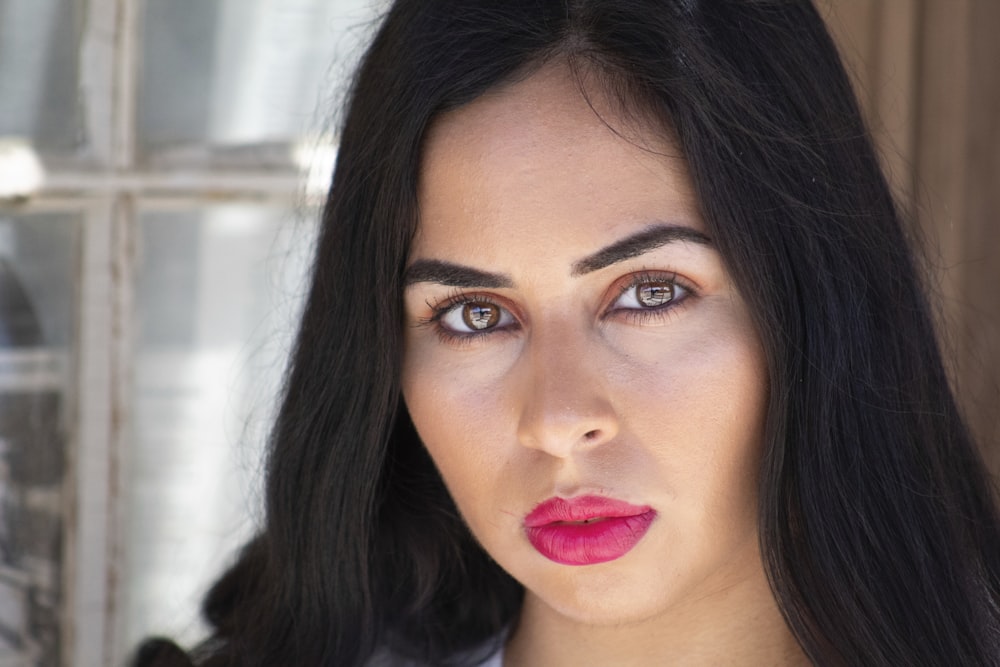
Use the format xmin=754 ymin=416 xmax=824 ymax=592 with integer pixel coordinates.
xmin=503 ymin=564 xmax=807 ymax=667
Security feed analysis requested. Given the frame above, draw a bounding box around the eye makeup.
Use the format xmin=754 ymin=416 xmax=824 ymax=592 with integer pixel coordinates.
xmin=413 ymin=269 xmax=698 ymax=346
xmin=603 ymin=270 xmax=697 ymax=326
xmin=416 ymin=290 xmax=521 ymax=346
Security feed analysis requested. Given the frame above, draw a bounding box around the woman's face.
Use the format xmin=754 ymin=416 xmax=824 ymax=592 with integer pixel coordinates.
xmin=401 ymin=63 xmax=769 ymax=627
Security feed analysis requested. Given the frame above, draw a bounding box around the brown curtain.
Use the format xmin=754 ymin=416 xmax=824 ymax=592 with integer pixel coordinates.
xmin=820 ymin=0 xmax=1000 ymax=475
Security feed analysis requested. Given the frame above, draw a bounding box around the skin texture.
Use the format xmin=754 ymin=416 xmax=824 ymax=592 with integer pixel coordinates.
xmin=401 ymin=62 xmax=806 ymax=666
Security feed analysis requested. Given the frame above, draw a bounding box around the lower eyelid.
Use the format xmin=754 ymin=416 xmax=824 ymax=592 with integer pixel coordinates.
xmin=612 ymin=298 xmax=691 ymax=328
xmin=433 ymin=320 xmax=520 ymax=348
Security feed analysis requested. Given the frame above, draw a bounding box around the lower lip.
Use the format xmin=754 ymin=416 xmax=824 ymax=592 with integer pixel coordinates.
xmin=525 ymin=511 xmax=657 ymax=566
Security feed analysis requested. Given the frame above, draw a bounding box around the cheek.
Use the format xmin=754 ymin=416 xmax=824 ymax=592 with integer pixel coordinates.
xmin=400 ymin=350 xmax=517 ymax=510
xmin=401 ymin=328 xmax=523 ymax=442
xmin=616 ymin=320 xmax=768 ymax=516
xmin=401 ymin=298 xmax=769 ymax=541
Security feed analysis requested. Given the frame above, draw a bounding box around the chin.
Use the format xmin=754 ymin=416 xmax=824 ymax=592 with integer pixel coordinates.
xmin=518 ymin=555 xmax=684 ymax=627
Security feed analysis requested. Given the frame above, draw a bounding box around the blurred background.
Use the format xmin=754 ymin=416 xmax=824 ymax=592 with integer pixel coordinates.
xmin=0 ymin=1 xmax=997 ymax=665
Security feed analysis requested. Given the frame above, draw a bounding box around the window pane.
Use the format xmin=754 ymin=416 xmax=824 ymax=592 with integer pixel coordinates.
xmin=0 ymin=0 xmax=85 ymax=155
xmin=0 ymin=211 xmax=79 ymax=667
xmin=119 ymin=204 xmax=314 ymax=656
xmin=138 ymin=0 xmax=382 ymax=165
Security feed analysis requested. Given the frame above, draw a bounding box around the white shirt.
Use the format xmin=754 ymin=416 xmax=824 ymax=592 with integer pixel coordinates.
xmin=480 ymin=647 xmax=504 ymax=667
xmin=365 ymin=640 xmax=504 ymax=666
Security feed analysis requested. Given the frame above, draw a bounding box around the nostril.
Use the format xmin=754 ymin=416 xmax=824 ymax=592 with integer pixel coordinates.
xmin=584 ymin=429 xmax=600 ymax=440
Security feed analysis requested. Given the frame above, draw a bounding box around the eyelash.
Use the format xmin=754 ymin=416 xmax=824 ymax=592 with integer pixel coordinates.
xmin=419 ymin=291 xmax=518 ymax=346
xmin=606 ymin=271 xmax=694 ymax=325
xmin=419 ymin=271 xmax=695 ymax=345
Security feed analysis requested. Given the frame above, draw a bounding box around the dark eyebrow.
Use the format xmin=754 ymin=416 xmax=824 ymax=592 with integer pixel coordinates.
xmin=404 ymin=224 xmax=711 ymax=288
xmin=571 ymin=224 xmax=712 ymax=276
xmin=403 ymin=259 xmax=513 ymax=288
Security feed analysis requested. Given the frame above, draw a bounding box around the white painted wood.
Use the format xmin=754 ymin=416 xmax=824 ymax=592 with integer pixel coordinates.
xmin=78 ymin=0 xmax=118 ymax=167
xmin=68 ymin=201 xmax=117 ymax=667
xmin=45 ymin=170 xmax=304 ymax=198
xmin=113 ymin=0 xmax=138 ymax=172
xmin=105 ymin=198 xmax=136 ymax=667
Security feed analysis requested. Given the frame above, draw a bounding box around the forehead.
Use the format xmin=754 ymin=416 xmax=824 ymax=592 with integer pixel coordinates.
xmin=421 ymin=61 xmax=686 ymax=180
xmin=414 ymin=61 xmax=701 ymax=261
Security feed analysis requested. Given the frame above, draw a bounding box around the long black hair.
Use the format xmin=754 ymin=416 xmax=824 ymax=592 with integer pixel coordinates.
xmin=135 ymin=1 xmax=1000 ymax=665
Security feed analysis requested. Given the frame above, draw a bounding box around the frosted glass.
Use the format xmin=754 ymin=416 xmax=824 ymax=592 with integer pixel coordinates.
xmin=119 ymin=204 xmax=315 ymax=655
xmin=0 ymin=0 xmax=85 ymax=155
xmin=138 ymin=0 xmax=383 ymax=164
xmin=0 ymin=212 xmax=79 ymax=667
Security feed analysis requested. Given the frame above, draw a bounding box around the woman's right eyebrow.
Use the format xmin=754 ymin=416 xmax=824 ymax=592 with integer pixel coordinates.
xmin=403 ymin=260 xmax=513 ymax=288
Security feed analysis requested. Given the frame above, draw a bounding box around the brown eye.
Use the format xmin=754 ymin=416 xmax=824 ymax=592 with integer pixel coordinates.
xmin=462 ymin=303 xmax=500 ymax=330
xmin=437 ymin=297 xmax=515 ymax=336
xmin=636 ymin=281 xmax=674 ymax=307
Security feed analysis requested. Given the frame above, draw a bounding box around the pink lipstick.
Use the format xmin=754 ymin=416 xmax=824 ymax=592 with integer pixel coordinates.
xmin=524 ymin=495 xmax=656 ymax=566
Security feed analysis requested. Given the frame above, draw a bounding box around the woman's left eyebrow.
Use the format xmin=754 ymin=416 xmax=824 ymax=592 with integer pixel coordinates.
xmin=403 ymin=223 xmax=711 ymax=288
xmin=571 ymin=224 xmax=712 ymax=275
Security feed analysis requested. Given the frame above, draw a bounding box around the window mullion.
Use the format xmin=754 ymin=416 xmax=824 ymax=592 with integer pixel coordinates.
xmin=78 ymin=0 xmax=118 ymax=169
xmin=67 ymin=0 xmax=139 ymax=664
xmin=68 ymin=199 xmax=133 ymax=667
xmin=112 ymin=0 xmax=139 ymax=172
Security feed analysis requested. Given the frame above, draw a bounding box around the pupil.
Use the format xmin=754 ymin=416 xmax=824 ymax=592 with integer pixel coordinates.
xmin=463 ymin=303 xmax=498 ymax=330
xmin=637 ymin=282 xmax=672 ymax=307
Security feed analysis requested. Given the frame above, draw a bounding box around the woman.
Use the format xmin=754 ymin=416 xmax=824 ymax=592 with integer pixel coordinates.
xmin=136 ymin=0 xmax=1000 ymax=665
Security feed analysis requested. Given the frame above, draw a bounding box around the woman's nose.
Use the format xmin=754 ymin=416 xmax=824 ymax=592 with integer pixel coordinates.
xmin=515 ymin=326 xmax=619 ymax=457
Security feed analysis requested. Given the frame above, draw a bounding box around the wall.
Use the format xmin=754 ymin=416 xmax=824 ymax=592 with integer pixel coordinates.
xmin=821 ymin=0 xmax=1000 ymax=474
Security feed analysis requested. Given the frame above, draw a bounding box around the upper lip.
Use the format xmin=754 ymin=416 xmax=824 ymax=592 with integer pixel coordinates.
xmin=524 ymin=495 xmax=653 ymax=527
